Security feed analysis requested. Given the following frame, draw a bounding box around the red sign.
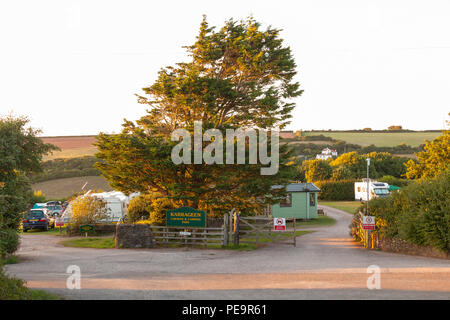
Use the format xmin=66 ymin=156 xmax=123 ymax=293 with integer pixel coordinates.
xmin=274 ymin=218 xmax=286 ymax=231
xmin=55 ymin=218 xmax=64 ymax=227
xmin=362 ymin=216 xmax=376 ymax=230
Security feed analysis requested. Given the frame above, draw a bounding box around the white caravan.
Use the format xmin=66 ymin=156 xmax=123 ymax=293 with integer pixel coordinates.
xmin=354 ymin=179 xmax=390 ymax=201
xmin=62 ymin=190 xmax=139 ymax=223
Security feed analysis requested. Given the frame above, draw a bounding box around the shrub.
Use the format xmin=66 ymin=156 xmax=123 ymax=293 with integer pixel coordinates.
xmin=30 ymin=190 xmax=46 ymax=204
xmin=351 ymin=170 xmax=450 ymax=252
xmin=127 ymin=194 xmax=153 ymax=223
xmin=303 ymin=160 xmax=332 ymax=182
xmin=315 ymin=180 xmax=356 ymax=201
xmin=67 ymin=195 xmax=108 ymax=231
xmin=0 ymin=267 xmax=32 ymax=300
xmin=127 ymin=194 xmax=175 ymax=225
xmin=0 ymin=229 xmax=20 ymax=257
xmin=379 ymin=175 xmax=410 ymax=188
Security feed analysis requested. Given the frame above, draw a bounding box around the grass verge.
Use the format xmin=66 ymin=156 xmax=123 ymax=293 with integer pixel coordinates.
xmin=21 ymin=227 xmax=67 ymax=236
xmin=0 ymin=255 xmax=19 ymax=265
xmin=0 ymin=268 xmax=60 ymax=300
xmin=59 ymin=237 xmax=115 ymax=249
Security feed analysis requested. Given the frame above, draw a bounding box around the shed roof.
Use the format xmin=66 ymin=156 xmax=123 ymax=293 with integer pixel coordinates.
xmin=272 ymin=183 xmax=321 ymax=192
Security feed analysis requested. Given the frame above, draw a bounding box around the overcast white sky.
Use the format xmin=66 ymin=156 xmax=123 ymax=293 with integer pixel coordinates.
xmin=1 ymin=0 xmax=449 ymax=136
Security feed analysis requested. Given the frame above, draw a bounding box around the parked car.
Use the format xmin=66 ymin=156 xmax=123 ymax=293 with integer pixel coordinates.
xmin=22 ymin=210 xmax=55 ymax=232
xmin=45 ymin=201 xmax=61 ymax=206
xmin=44 ymin=204 xmax=64 ymax=217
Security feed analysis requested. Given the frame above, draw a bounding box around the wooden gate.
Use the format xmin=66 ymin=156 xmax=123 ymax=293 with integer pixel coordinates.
xmin=228 ymin=213 xmax=297 ymax=247
xmin=149 ymin=226 xmax=226 ymax=247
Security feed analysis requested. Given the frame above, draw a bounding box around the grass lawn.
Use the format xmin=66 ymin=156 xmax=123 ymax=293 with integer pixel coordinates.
xmin=286 ymin=215 xmax=336 ymax=228
xmin=319 ymin=201 xmax=361 ymax=215
xmin=21 ymin=227 xmax=68 ymax=236
xmin=59 ymin=237 xmax=115 ymax=249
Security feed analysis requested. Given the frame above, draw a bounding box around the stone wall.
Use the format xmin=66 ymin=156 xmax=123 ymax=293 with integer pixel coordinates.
xmin=115 ymin=224 xmax=154 ymax=249
xmin=381 ymin=237 xmax=449 ymax=260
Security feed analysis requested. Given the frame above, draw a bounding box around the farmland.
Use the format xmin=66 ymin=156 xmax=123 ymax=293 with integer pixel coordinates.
xmin=33 ymin=131 xmax=441 ymax=199
xmin=32 ymin=176 xmax=113 ymax=199
xmin=42 ymin=136 xmax=97 ymax=160
xmin=302 ymin=131 xmax=441 ymax=147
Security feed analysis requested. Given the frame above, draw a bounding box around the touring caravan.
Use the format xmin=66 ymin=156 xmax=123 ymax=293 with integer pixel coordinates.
xmin=62 ymin=191 xmax=139 ymax=223
xmin=354 ymin=179 xmax=390 ymax=201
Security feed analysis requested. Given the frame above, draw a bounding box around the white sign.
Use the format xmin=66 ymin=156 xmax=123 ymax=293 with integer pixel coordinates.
xmin=363 ymin=216 xmax=376 ymax=230
xmin=273 ymin=218 xmax=286 ymax=231
xmin=179 ymin=231 xmax=191 ymax=236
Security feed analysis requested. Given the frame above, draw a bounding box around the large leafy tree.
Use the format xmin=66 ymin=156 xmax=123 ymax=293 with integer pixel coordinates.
xmin=329 ymin=151 xmax=408 ymax=180
xmin=405 ymin=129 xmax=450 ymax=180
xmin=96 ymin=17 xmax=301 ymax=216
xmin=302 ymin=159 xmax=332 ymax=182
xmin=0 ymin=115 xmax=58 ymax=230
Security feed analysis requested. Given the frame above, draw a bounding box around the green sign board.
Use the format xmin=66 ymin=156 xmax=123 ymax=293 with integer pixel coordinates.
xmin=166 ymin=207 xmax=206 ymax=228
xmin=80 ymin=224 xmax=94 ymax=233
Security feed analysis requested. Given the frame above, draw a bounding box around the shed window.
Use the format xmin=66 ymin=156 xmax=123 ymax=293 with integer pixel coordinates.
xmin=310 ymin=193 xmax=316 ymax=207
xmin=280 ymin=193 xmax=292 ymax=207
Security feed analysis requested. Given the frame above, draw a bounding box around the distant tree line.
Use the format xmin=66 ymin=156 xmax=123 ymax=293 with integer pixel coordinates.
xmin=29 ymin=156 xmax=102 ymax=183
xmin=289 ymin=141 xmax=423 ymax=158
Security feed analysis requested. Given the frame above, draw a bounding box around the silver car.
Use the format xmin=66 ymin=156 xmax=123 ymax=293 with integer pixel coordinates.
xmin=44 ymin=204 xmax=64 ymax=218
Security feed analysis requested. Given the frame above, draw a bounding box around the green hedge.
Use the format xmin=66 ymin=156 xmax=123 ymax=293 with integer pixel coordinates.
xmin=30 ymin=156 xmax=102 ymax=183
xmin=315 ymin=179 xmax=356 ymax=201
xmin=351 ymin=170 xmax=450 ymax=252
xmin=0 ymin=229 xmax=20 ymax=257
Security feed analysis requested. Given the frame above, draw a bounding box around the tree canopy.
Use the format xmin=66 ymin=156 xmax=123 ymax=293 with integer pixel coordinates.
xmin=0 ymin=115 xmax=58 ymax=229
xmin=96 ymin=17 xmax=301 ymax=216
xmin=405 ymin=129 xmax=450 ymax=180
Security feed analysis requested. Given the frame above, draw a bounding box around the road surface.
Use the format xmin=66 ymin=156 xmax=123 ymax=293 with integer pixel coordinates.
xmin=5 ymin=206 xmax=450 ymax=299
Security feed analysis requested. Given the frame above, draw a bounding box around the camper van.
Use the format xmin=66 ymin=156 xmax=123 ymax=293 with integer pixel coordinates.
xmin=62 ymin=191 xmax=139 ymax=223
xmin=354 ymin=179 xmax=390 ymax=201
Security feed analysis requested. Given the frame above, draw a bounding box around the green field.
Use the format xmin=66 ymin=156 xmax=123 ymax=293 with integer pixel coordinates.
xmin=32 ymin=176 xmax=113 ymax=199
xmin=303 ymin=131 xmax=440 ymax=147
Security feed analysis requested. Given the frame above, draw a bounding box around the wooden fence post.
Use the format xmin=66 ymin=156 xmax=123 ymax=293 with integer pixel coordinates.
xmin=223 ymin=213 xmax=228 ymax=246
xmin=233 ymin=211 xmax=240 ymax=246
xmin=293 ymin=216 xmax=296 ymax=247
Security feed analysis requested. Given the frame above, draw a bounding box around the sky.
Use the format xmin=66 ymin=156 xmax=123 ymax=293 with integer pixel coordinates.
xmin=1 ymin=0 xmax=449 ymax=136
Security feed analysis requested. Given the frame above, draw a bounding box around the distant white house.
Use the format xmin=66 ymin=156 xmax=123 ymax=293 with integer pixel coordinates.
xmin=316 ymin=147 xmax=338 ymax=160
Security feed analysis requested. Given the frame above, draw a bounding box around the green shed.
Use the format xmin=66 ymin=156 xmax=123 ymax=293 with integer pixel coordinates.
xmin=271 ymin=183 xmax=321 ymax=220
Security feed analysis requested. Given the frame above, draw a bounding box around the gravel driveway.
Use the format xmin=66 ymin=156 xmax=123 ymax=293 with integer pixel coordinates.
xmin=5 ymin=206 xmax=450 ymax=299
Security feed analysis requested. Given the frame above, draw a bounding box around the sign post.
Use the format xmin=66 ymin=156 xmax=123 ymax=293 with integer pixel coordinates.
xmin=362 ymin=216 xmax=376 ymax=230
xmin=362 ymin=215 xmax=376 ymax=249
xmin=274 ymin=218 xmax=286 ymax=231
xmin=166 ymin=207 xmax=206 ymax=228
xmin=80 ymin=224 xmax=94 ymax=237
xmin=55 ymin=218 xmax=64 ymax=234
